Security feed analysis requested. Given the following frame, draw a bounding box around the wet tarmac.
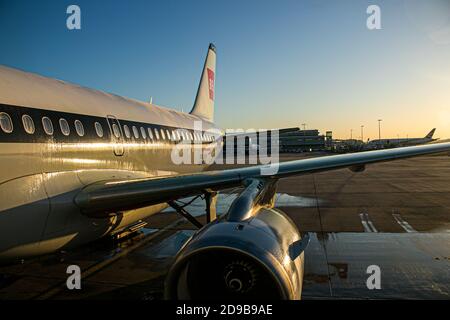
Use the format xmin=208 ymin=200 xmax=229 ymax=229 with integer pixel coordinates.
xmin=0 ymin=153 xmax=449 ymax=299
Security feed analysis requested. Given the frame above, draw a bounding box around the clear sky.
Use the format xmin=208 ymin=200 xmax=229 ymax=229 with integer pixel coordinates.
xmin=0 ymin=0 xmax=449 ymax=140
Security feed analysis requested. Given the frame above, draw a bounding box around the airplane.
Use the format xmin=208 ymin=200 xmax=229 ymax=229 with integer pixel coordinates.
xmin=1 ymin=43 xmax=450 ymax=300
xmin=366 ymin=128 xmax=438 ymax=149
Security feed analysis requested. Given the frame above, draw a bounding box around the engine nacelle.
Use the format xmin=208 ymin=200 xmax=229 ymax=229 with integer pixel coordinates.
xmin=164 ymin=206 xmax=306 ymax=300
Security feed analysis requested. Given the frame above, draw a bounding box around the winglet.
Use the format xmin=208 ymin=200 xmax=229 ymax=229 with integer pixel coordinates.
xmin=190 ymin=43 xmax=216 ymax=122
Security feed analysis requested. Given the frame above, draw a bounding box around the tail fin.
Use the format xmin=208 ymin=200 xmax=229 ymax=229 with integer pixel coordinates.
xmin=190 ymin=43 xmax=216 ymax=122
xmin=425 ymin=128 xmax=436 ymax=139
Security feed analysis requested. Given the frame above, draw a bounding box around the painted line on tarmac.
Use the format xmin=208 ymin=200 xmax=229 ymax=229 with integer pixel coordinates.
xmin=359 ymin=213 xmax=378 ymax=233
xmin=392 ymin=213 xmax=417 ymax=233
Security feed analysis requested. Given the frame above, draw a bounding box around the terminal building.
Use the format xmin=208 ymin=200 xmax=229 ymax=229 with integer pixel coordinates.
xmin=279 ymin=129 xmax=332 ymax=152
xmin=330 ymin=139 xmax=365 ymax=153
xmin=222 ymin=127 xmax=333 ymax=155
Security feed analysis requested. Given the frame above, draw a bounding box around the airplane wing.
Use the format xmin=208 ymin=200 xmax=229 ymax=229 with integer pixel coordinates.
xmin=75 ymin=142 xmax=450 ymax=216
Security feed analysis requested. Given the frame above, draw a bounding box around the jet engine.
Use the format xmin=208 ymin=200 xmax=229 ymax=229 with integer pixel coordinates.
xmin=164 ymin=179 xmax=308 ymax=300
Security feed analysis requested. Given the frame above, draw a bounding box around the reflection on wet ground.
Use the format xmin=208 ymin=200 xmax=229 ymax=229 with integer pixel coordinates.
xmin=303 ymin=232 xmax=450 ymax=299
xmin=141 ymin=230 xmax=193 ymax=259
xmin=162 ymin=192 xmax=322 ymax=217
xmin=1 ymin=226 xmax=448 ymax=300
xmin=0 ymin=154 xmax=449 ymax=299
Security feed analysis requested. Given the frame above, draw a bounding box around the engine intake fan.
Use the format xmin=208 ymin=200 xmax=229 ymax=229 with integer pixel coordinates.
xmin=164 ymin=179 xmax=308 ymax=300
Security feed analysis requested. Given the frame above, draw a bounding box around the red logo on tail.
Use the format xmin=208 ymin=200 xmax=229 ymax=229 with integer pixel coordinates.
xmin=207 ymin=68 xmax=214 ymax=100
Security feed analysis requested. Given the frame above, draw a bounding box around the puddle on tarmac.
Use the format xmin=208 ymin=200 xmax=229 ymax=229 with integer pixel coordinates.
xmin=133 ymin=229 xmax=450 ymax=299
xmin=303 ymin=232 xmax=450 ymax=299
xmin=140 ymin=230 xmax=195 ymax=259
xmin=162 ymin=193 xmax=322 ymax=217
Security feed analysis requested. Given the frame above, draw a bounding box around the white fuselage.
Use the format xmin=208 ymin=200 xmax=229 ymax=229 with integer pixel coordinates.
xmin=0 ymin=65 xmax=222 ymax=261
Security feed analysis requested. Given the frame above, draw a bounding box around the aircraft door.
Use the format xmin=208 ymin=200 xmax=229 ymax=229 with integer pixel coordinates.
xmin=106 ymin=115 xmax=125 ymax=156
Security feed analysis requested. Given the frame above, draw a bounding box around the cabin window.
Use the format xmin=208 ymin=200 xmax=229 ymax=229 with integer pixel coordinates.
xmin=132 ymin=126 xmax=139 ymax=139
xmin=59 ymin=118 xmax=70 ymax=136
xmin=0 ymin=112 xmax=13 ymax=133
xmin=154 ymin=128 xmax=160 ymax=140
xmin=22 ymin=114 xmax=35 ymax=134
xmin=160 ymin=128 xmax=166 ymax=140
xmin=74 ymin=120 xmax=84 ymax=137
xmin=42 ymin=117 xmax=54 ymax=135
xmin=172 ymin=131 xmax=178 ymax=141
xmin=166 ymin=130 xmax=171 ymax=141
xmin=123 ymin=125 xmax=131 ymax=138
xmin=147 ymin=128 xmax=153 ymax=139
xmin=94 ymin=122 xmax=104 ymax=137
xmin=189 ymin=132 xmax=194 ymax=141
xmin=140 ymin=127 xmax=147 ymax=139
xmin=112 ymin=123 xmax=120 ymax=138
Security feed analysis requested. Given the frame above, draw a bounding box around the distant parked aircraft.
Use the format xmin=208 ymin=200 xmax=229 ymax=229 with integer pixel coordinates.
xmin=366 ymin=128 xmax=437 ymax=149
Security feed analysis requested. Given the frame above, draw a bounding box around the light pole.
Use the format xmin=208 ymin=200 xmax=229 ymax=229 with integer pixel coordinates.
xmin=301 ymin=123 xmax=306 ymax=131
xmin=350 ymin=129 xmax=353 ymax=140
xmin=361 ymin=125 xmax=364 ymax=142
xmin=378 ymin=119 xmax=382 ymax=141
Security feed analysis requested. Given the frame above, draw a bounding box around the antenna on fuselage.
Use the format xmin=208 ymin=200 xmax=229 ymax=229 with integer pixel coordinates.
xmin=149 ymin=96 xmax=153 ymax=104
